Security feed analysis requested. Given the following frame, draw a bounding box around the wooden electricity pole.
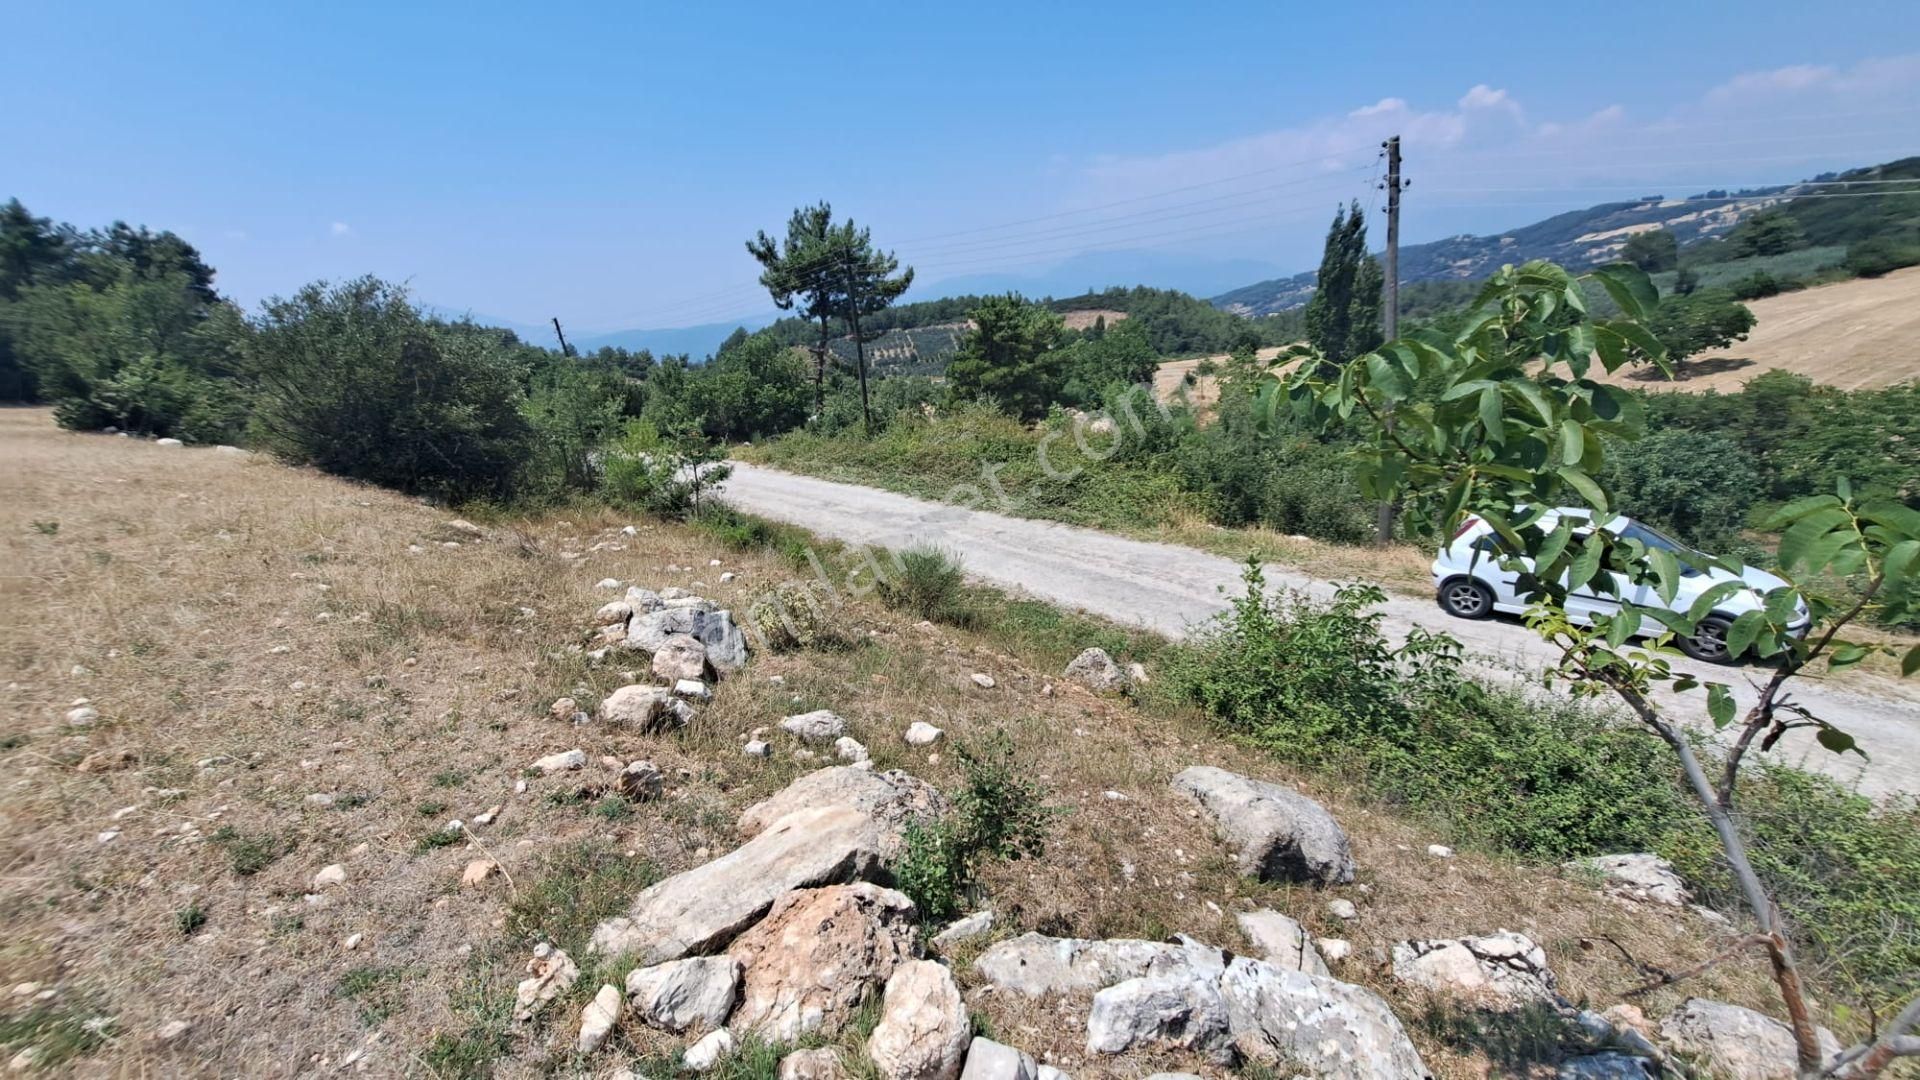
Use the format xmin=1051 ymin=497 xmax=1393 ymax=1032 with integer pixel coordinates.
xmin=551 ymin=317 xmax=575 ymax=358
xmin=1376 ymin=135 xmax=1404 ymax=544
xmin=844 ymin=253 xmax=873 ymax=435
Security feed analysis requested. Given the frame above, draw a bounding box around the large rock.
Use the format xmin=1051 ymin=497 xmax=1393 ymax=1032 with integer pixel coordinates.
xmin=625 ymin=586 xmax=664 ymax=614
xmin=599 ymin=685 xmax=694 ymax=732
xmin=578 ymin=984 xmax=622 ymax=1053
xmin=1084 ymin=975 xmax=1234 ymax=1064
xmin=1170 ymin=766 xmax=1354 ymax=885
xmin=590 ymin=805 xmax=890 ymax=963
xmin=652 ymin=634 xmax=710 ymax=681
xmin=627 ymin=606 xmax=717 ymax=653
xmin=972 ymin=933 xmax=1225 ymax=998
xmin=625 ymin=955 xmax=742 ymax=1033
xmin=1390 ymin=931 xmax=1558 ymax=1009
xmin=727 ymin=883 xmax=920 ymax=1043
xmin=1063 ymin=648 xmax=1128 ymax=693
xmin=738 ymin=767 xmax=948 ymax=853
xmin=1659 ymin=998 xmax=1840 ymax=1080
xmin=1572 ymin=853 xmax=1691 ymax=908
xmin=698 ymin=609 xmax=750 ymax=675
xmin=958 ymin=1038 xmax=1037 ymax=1080
xmin=1218 ymin=957 xmax=1430 ymax=1078
xmin=780 ymin=709 xmax=848 ymax=742
xmin=1236 ymin=909 xmax=1328 ymax=976
xmin=779 ymin=1048 xmax=850 ymax=1080
xmin=1558 ymin=1053 xmax=1656 ymax=1079
xmin=867 ymin=960 xmax=970 ymax=1080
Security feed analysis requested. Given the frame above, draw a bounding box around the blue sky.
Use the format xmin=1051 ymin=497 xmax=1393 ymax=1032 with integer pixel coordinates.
xmin=6 ymin=2 xmax=1919 ymax=334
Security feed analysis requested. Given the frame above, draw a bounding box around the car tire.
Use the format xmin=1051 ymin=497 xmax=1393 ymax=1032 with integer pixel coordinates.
xmin=1677 ymin=614 xmax=1737 ymax=664
xmin=1437 ymin=578 xmax=1495 ymax=620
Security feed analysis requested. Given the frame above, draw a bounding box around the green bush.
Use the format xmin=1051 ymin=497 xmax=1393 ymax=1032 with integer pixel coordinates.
xmin=874 ymin=544 xmax=972 ymax=625
xmin=1844 ymin=236 xmax=1920 ymax=278
xmin=597 ymin=419 xmax=731 ymax=518
xmin=247 ymin=278 xmax=533 ymax=502
xmin=892 ymin=732 xmax=1055 ymax=923
xmin=1728 ymin=270 xmax=1782 ymax=300
xmin=1603 ymin=428 xmax=1766 ymax=551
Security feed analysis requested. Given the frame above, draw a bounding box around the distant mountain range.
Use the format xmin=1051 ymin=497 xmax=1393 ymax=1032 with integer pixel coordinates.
xmin=1209 ymin=185 xmax=1807 ymax=316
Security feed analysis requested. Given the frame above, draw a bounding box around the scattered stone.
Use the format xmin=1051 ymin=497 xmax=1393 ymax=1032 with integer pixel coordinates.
xmin=969 ymin=673 xmax=995 ymax=689
xmin=1085 ymin=975 xmax=1233 ymax=1063
xmin=653 ymin=634 xmax=710 ymax=681
xmin=737 ymin=767 xmax=948 ymax=852
xmin=1557 ymin=1053 xmax=1655 ymax=1079
xmin=472 ymin=805 xmax=502 ymax=827
xmin=342 ymin=933 xmax=364 ymax=951
xmin=304 ymin=792 xmax=335 ymax=808
xmin=1219 ymin=957 xmax=1428 ymax=1076
xmin=1236 ymin=910 xmax=1328 ymax=976
xmin=626 ymin=956 xmax=742 ymax=1034
xmin=1126 ymin=662 xmax=1149 ymax=685
xmin=595 ymin=600 xmax=634 ymax=624
xmin=1427 ymin=844 xmax=1455 ymax=859
xmin=1317 ymin=938 xmax=1352 ymax=964
xmin=779 ymin=1047 xmax=849 ymax=1080
xmin=780 ymin=709 xmax=847 ymax=742
xmin=675 ymin=678 xmax=712 ymax=700
xmin=619 ymin=760 xmax=665 ymax=802
xmin=66 ymin=705 xmax=100 ymax=727
xmin=696 ymin=610 xmax=750 ymax=676
xmin=1390 ymin=931 xmax=1558 ymax=1009
xmin=930 ymin=911 xmax=994 ymax=951
xmin=972 ymin=933 xmax=1225 ymax=998
xmin=684 ymin=1027 xmax=735 ymax=1072
xmin=957 ymin=1037 xmax=1037 ymax=1080
xmin=834 ymin=736 xmax=870 ymax=763
xmin=513 ymin=943 xmax=580 ymax=1021
xmin=596 ymin=578 xmax=623 ymax=589
xmin=1659 ymin=998 xmax=1840 ymax=1080
xmin=1573 ymin=853 xmax=1691 ymax=908
xmin=727 ymin=883 xmax=920 ymax=1043
xmin=155 ymin=437 xmax=184 ymax=447
xmin=153 ymin=1019 xmax=192 ymax=1044
xmin=461 ymin=859 xmax=499 ymax=887
xmin=1170 ymin=766 xmax=1355 ymax=884
xmin=1326 ymin=898 xmax=1358 ymax=921
xmin=312 ymin=864 xmax=347 ymax=889
xmin=549 ymin=696 xmax=579 ymax=721
xmin=867 ymin=959 xmax=970 ymax=1080
xmin=97 ymin=830 xmax=120 ymax=844
xmin=744 ymin=740 xmax=771 ymax=758
xmin=599 ymin=685 xmax=693 ymax=733
xmin=578 ymin=984 xmax=622 ymax=1053
xmin=625 ymin=586 xmax=664 ymax=614
xmin=531 ymin=749 xmax=587 ymax=774
xmin=1063 ymin=648 xmax=1127 ymax=692
xmin=720 ymin=572 xmax=737 ymax=584
xmin=904 ymin=721 xmax=944 ymax=747
xmin=591 ymin=805 xmax=890 ymax=963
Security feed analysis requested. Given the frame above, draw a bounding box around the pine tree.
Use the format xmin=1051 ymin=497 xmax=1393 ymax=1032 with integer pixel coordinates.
xmin=1303 ymin=202 xmax=1384 ymax=370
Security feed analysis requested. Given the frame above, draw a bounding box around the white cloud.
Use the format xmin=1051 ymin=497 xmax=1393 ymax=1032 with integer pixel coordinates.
xmin=329 ymin=221 xmax=352 ymax=237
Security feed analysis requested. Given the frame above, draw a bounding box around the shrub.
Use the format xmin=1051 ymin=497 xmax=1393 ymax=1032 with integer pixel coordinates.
xmin=874 ymin=544 xmax=972 ymax=625
xmin=1603 ymin=428 xmax=1766 ymax=551
xmin=597 ymin=420 xmax=731 ymax=518
xmin=247 ymin=278 xmax=533 ymax=502
xmin=1844 ymin=237 xmax=1920 ymax=279
xmin=1728 ymin=270 xmax=1782 ymax=300
xmin=744 ymin=580 xmax=842 ymax=652
xmin=892 ymin=732 xmax=1055 ymax=923
xmin=518 ymin=360 xmax=626 ymax=499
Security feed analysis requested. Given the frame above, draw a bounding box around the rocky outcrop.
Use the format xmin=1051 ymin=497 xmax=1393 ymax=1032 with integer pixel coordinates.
xmin=737 ymin=767 xmax=948 ymax=851
xmin=779 ymin=1048 xmax=850 ymax=1080
xmin=1170 ymin=766 xmax=1354 ymax=884
xmin=1235 ymin=909 xmax=1328 ymax=976
xmin=1218 ymin=957 xmax=1430 ymax=1077
xmin=1659 ymin=998 xmax=1840 ymax=1080
xmin=1572 ymin=853 xmax=1691 ymax=908
xmin=958 ymin=1038 xmax=1037 ymax=1080
xmin=867 ymin=960 xmax=971 ymax=1080
xmin=1085 ymin=976 xmax=1234 ymax=1064
xmin=727 ymin=883 xmax=920 ymax=1043
xmin=590 ymin=805 xmax=889 ymax=963
xmin=971 ymin=933 xmax=1225 ymax=998
xmin=624 ymin=955 xmax=742 ymax=1033
xmin=1063 ymin=648 xmax=1128 ymax=693
xmin=930 ymin=911 xmax=994 ymax=952
xmin=1390 ymin=931 xmax=1558 ymax=1009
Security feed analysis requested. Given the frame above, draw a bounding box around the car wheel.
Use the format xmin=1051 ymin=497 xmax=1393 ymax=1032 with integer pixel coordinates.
xmin=1438 ymin=578 xmax=1495 ymax=620
xmin=1677 ymin=614 xmax=1737 ymax=664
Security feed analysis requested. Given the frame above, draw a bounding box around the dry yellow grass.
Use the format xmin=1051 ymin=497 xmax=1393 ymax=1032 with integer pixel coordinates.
xmin=1 ymin=408 xmax=1811 ymax=1078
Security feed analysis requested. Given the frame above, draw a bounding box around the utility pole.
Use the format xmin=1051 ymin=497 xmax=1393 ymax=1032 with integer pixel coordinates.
xmin=1376 ymin=135 xmax=1404 ymax=544
xmin=551 ymin=317 xmax=575 ymax=358
xmin=844 ymin=252 xmax=873 ymax=435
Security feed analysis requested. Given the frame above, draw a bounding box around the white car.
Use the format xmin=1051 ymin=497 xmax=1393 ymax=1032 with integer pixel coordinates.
xmin=1431 ymin=508 xmax=1809 ymax=663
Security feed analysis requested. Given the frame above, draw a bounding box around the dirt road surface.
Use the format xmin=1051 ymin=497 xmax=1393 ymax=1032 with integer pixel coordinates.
xmin=722 ymin=462 xmax=1920 ymax=799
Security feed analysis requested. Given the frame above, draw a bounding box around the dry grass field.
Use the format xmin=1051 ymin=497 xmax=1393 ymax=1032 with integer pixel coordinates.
xmin=0 ymin=408 xmax=1805 ymax=1078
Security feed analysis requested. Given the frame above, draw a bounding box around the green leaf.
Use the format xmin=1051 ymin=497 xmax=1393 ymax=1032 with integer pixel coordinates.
xmin=1861 ymin=500 xmax=1920 ymax=539
xmin=1557 ymin=467 xmax=1608 ymax=515
xmin=1778 ymin=507 xmax=1854 ymax=572
xmin=1478 ymin=386 xmax=1504 ymax=443
xmin=1558 ymin=419 xmax=1584 ymax=466
xmin=1725 ymin=610 xmax=1766 ymax=658
xmin=1760 ymin=493 xmax=1844 ymax=531
xmin=1605 ymin=607 xmax=1635 ymax=648
xmin=1648 ymin=547 xmax=1680 ymax=606
xmin=1706 ymin=683 xmax=1735 ymax=730
xmin=1815 ymin=726 xmax=1862 ymax=757
xmin=1686 ymin=581 xmax=1743 ymax=622
xmin=1827 ymin=642 xmax=1872 ymax=670
xmin=1903 ymin=644 xmax=1920 ymax=678
xmin=1568 ymin=532 xmax=1603 ymax=592
xmin=1589 ymin=264 xmax=1660 ymax=320
xmin=1535 ymin=520 xmax=1574 ymax=574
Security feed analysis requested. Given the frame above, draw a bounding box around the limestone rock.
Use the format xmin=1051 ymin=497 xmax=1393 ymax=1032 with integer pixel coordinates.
xmin=313 ymin=864 xmax=347 ymax=889
xmin=780 ymin=709 xmax=847 ymax=742
xmin=625 ymin=955 xmax=742 ymax=1033
xmin=598 ymin=685 xmax=692 ymax=733
xmin=1558 ymin=1052 xmax=1656 ymax=1079
xmin=652 ymin=634 xmax=709 ymax=681
xmin=155 ymin=437 xmax=184 ymax=447
xmin=1085 ymin=975 xmax=1233 ymax=1064
xmin=531 ymin=748 xmax=587 ymax=774
xmin=958 ymin=1038 xmax=1037 ymax=1080
xmin=727 ymin=883 xmax=920 ymax=1043
xmin=834 ymin=736 xmax=870 ymax=763
xmin=1659 ymin=998 xmax=1840 ymax=1080
xmin=627 ymin=607 xmax=714 ymax=653
xmin=1171 ymin=766 xmax=1354 ymax=884
xmin=1390 ymin=931 xmax=1558 ymax=1009
xmin=590 ymin=804 xmax=890 ymax=963
xmin=685 ymin=1027 xmax=734 ymax=1072
xmin=779 ymin=1048 xmax=849 ymax=1080
xmin=578 ymin=984 xmax=622 ymax=1053
xmin=1236 ymin=909 xmax=1328 ymax=976
xmin=1574 ymin=853 xmax=1691 ymax=907
xmin=514 ymin=944 xmax=580 ymax=1021
xmin=971 ymin=933 xmax=1225 ymax=998
xmin=625 ymin=586 xmax=664 ymax=614
xmin=461 ymin=859 xmax=498 ymax=887
xmin=698 ymin=610 xmax=751 ymax=675
xmin=930 ymin=910 xmax=994 ymax=952
xmin=970 ymin=673 xmax=996 ymax=689
xmin=867 ymin=959 xmax=970 ymax=1080
xmin=619 ymin=760 xmax=665 ymax=802
xmin=737 ymin=767 xmax=947 ymax=851
xmin=595 ymin=600 xmax=634 ymax=625
xmin=904 ymin=721 xmax=944 ymax=747
xmin=1063 ymin=648 xmax=1127 ymax=692
xmin=1218 ymin=956 xmax=1430 ymax=1077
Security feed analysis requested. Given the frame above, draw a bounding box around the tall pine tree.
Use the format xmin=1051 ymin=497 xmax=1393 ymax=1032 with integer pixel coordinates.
xmin=1303 ymin=202 xmax=1383 ymax=370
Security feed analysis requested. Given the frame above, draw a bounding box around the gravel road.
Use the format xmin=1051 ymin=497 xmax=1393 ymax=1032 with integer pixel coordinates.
xmin=721 ymin=462 xmax=1920 ymax=799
